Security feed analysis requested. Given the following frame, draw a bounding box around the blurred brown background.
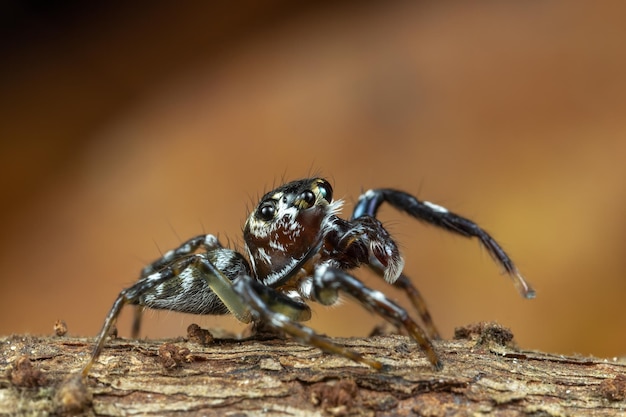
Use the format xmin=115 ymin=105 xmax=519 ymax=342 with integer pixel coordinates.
xmin=1 ymin=1 xmax=625 ymax=359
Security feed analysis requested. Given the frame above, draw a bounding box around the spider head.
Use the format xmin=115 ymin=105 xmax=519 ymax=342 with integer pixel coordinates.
xmin=244 ymin=178 xmax=340 ymax=285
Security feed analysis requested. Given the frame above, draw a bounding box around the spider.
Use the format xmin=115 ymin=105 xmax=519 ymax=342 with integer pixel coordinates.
xmin=81 ymin=178 xmax=534 ymax=376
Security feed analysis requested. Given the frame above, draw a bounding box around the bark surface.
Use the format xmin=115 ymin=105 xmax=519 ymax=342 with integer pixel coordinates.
xmin=1 ymin=323 xmax=625 ymax=416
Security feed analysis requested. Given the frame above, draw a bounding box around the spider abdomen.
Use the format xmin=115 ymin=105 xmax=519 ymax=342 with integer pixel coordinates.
xmin=135 ymin=249 xmax=250 ymax=315
xmin=136 ymin=266 xmax=230 ymax=315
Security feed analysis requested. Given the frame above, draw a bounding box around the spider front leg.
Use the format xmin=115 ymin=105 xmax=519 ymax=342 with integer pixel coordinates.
xmin=353 ymin=188 xmax=535 ymax=299
xmin=312 ymin=265 xmax=442 ymax=370
xmin=369 ymin=259 xmax=441 ymax=340
xmin=132 ymin=234 xmax=223 ymax=338
xmin=234 ymin=275 xmax=385 ymax=370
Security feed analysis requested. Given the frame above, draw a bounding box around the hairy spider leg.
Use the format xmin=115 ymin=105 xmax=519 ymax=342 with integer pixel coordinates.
xmin=369 ymin=259 xmax=441 ymax=340
xmin=312 ymin=266 xmax=443 ymax=370
xmin=82 ymin=253 xmax=252 ymax=378
xmin=131 ymin=234 xmax=224 ymax=338
xmin=234 ymin=275 xmax=384 ymax=370
xmin=140 ymin=234 xmax=223 ymax=278
xmin=131 ymin=307 xmax=143 ymax=339
xmin=82 ymin=256 xmax=197 ymax=376
xmin=352 ymin=189 xmax=535 ymax=299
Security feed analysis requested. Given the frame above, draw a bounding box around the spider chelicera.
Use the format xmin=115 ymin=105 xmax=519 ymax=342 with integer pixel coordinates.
xmin=81 ymin=178 xmax=534 ymax=376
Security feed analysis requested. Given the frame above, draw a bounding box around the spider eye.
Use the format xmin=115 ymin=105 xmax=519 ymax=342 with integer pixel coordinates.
xmin=317 ymin=181 xmax=333 ymax=203
xmin=300 ymin=190 xmax=316 ymax=208
xmin=257 ymin=202 xmax=276 ymax=221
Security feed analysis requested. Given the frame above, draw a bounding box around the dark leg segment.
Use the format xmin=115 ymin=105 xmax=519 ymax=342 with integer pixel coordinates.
xmin=140 ymin=234 xmax=222 ymax=277
xmin=368 ymin=256 xmax=440 ymax=339
xmin=131 ymin=307 xmax=143 ymax=339
xmin=393 ymin=274 xmax=440 ymax=339
xmin=352 ymin=189 xmax=535 ymax=299
xmin=233 ymin=276 xmax=383 ymax=370
xmin=313 ymin=266 xmax=443 ymax=370
xmin=81 ymin=256 xmax=197 ymax=376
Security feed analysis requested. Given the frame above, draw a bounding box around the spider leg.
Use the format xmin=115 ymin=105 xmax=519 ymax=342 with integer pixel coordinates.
xmin=82 ymin=256 xmax=197 ymax=377
xmin=393 ymin=274 xmax=440 ymax=339
xmin=234 ymin=275 xmax=384 ymax=370
xmin=312 ymin=266 xmax=443 ymax=370
xmin=131 ymin=308 xmax=143 ymax=339
xmin=140 ymin=234 xmax=223 ymax=277
xmin=132 ymin=234 xmax=223 ymax=338
xmin=368 ymin=258 xmax=440 ymax=339
xmin=82 ymin=251 xmax=251 ymax=378
xmin=352 ymin=189 xmax=535 ymax=299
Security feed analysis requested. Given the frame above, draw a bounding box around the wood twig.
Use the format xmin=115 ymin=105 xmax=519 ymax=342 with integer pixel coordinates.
xmin=1 ymin=322 xmax=625 ymax=416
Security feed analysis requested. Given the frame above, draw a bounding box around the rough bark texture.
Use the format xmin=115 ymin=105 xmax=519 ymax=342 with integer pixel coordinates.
xmin=1 ymin=323 xmax=625 ymax=416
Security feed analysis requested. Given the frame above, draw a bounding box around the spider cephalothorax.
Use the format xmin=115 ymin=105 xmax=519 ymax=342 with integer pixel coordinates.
xmin=243 ymin=178 xmax=339 ymax=286
xmin=81 ymin=177 xmax=534 ymax=376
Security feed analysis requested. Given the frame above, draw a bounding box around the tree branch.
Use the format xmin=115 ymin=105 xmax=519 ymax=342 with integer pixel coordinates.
xmin=2 ymin=322 xmax=625 ymax=416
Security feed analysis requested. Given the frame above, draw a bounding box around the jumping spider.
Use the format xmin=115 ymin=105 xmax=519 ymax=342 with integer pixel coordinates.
xmin=81 ymin=178 xmax=534 ymax=376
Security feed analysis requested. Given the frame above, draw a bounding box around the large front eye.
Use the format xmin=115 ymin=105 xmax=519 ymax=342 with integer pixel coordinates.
xmin=300 ymin=190 xmax=316 ymax=208
xmin=256 ymin=201 xmax=276 ymax=221
xmin=317 ymin=180 xmax=333 ymax=203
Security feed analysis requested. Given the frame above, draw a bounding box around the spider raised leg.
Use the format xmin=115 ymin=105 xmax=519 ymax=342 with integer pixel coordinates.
xmin=353 ymin=188 xmax=536 ymax=299
xmin=352 ymin=187 xmax=535 ymax=338
xmin=82 ymin=177 xmax=533 ymax=377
